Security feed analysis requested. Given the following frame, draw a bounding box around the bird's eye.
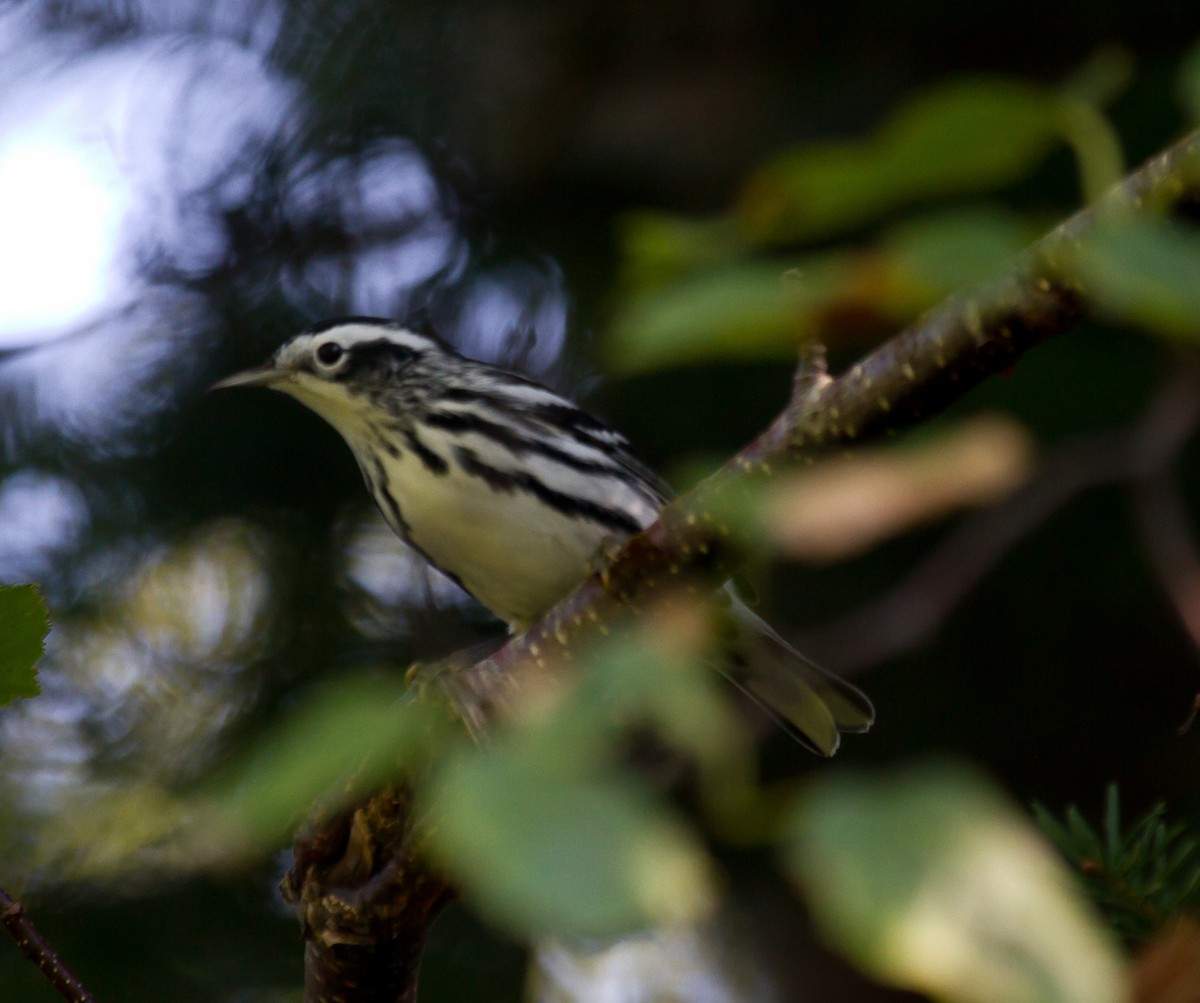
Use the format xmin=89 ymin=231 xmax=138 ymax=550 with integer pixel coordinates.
xmin=316 ymin=342 xmax=344 ymax=367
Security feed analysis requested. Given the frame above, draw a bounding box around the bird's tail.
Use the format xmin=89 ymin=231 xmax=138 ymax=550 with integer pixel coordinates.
xmin=723 ymin=593 xmax=874 ymax=755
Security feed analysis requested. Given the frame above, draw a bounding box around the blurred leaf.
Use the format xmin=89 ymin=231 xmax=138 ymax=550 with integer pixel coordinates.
xmin=0 ymin=584 xmax=49 ymax=706
xmin=428 ymin=743 xmax=715 ymax=938
xmin=885 ymin=207 xmax=1036 ymax=298
xmin=1060 ymin=46 xmax=1134 ymax=109
xmin=1057 ymin=97 xmax=1125 ymax=203
xmin=197 ymin=674 xmax=444 ymax=856
xmin=787 ymin=762 xmax=1128 ymax=1003
xmin=607 ymin=250 xmax=925 ymax=372
xmin=739 ymin=79 xmax=1070 ymax=244
xmin=607 ymin=261 xmax=815 ymax=372
xmin=609 ymin=207 xmax=1041 ymax=373
xmin=1069 ymin=218 xmax=1200 ymax=339
xmin=761 ymin=414 xmax=1035 ymax=562
xmin=425 ymin=606 xmax=749 ymax=937
xmin=617 ymin=212 xmax=745 ymax=291
xmin=1178 ymin=41 xmax=1200 ymax=123
xmin=583 ymin=602 xmax=749 ymax=766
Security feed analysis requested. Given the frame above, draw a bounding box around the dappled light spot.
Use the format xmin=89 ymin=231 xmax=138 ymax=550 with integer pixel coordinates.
xmin=0 ymin=472 xmax=89 ymax=584
xmin=0 ymin=139 xmax=128 ymax=340
xmin=0 ymin=518 xmax=280 ymax=875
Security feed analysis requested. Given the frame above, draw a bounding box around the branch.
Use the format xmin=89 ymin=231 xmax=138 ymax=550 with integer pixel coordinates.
xmin=0 ymin=886 xmax=95 ymax=1003
xmin=295 ymin=128 xmax=1200 ymax=1001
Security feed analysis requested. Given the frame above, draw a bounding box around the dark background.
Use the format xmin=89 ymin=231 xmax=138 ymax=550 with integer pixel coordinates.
xmin=0 ymin=1 xmax=1197 ymax=999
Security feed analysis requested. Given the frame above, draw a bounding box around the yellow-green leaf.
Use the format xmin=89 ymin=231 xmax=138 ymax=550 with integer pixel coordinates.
xmin=740 ymin=79 xmax=1066 ymax=244
xmin=786 ymin=762 xmax=1127 ymax=1003
xmin=428 ymin=745 xmax=715 ymax=937
xmin=1070 ymin=218 xmax=1200 ymax=339
xmin=200 ymin=674 xmax=441 ymax=853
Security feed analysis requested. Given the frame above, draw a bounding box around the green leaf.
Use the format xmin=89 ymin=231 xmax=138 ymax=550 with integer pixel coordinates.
xmin=1060 ymin=46 xmax=1133 ymax=109
xmin=1104 ymin=785 xmax=1122 ymax=864
xmin=885 ymin=206 xmax=1035 ymax=295
xmin=1069 ymin=218 xmax=1200 ymax=338
xmin=739 ymin=79 xmax=1068 ymax=243
xmin=606 ymin=261 xmax=813 ymax=372
xmin=786 ymin=762 xmax=1127 ymax=1003
xmin=1178 ymin=40 xmax=1200 ymax=124
xmin=606 ymin=208 xmax=1034 ymax=374
xmin=0 ymin=584 xmax=49 ymax=706
xmin=617 ymin=212 xmax=744 ymax=292
xmin=200 ymin=674 xmax=443 ymax=853
xmin=428 ymin=744 xmax=715 ymax=938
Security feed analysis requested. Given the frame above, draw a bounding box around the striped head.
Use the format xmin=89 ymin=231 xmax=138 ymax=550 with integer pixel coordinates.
xmin=211 ymin=317 xmax=460 ymax=438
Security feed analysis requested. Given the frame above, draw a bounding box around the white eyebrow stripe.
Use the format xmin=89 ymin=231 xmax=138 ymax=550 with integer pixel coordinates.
xmin=277 ymin=325 xmax=443 ymax=369
xmin=318 ymin=325 xmax=439 ymax=353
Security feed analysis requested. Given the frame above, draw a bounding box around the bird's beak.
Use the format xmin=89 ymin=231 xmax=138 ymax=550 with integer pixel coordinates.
xmin=209 ymin=366 xmax=287 ymax=391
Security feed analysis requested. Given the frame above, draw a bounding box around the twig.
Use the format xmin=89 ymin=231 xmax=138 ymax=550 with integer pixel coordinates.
xmin=1130 ymin=367 xmax=1200 ymax=730
xmin=1136 ymin=476 xmax=1200 ymax=651
xmin=0 ymin=886 xmax=95 ymax=1003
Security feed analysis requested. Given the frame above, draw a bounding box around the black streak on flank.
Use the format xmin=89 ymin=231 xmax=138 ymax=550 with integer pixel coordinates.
xmin=425 ymin=409 xmax=619 ymax=477
xmin=364 ymin=454 xmax=472 ymax=596
xmin=529 ymin=404 xmax=668 ymax=503
xmin=365 ymin=455 xmax=408 ymax=537
xmin=454 ymin=446 xmax=642 ymax=535
xmin=404 ymin=430 xmax=448 ymax=475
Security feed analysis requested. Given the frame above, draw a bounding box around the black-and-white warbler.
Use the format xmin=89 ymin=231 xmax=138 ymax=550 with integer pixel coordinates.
xmin=213 ymin=318 xmax=873 ymax=754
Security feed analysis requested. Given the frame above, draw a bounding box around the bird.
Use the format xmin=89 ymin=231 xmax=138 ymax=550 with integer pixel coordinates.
xmin=212 ymin=317 xmax=873 ymax=754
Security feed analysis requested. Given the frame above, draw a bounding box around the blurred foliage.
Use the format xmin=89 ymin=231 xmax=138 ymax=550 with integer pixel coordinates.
xmin=429 ymin=751 xmax=714 ymax=937
xmin=0 ymin=583 xmax=48 ymax=705
xmin=194 ymin=604 xmax=746 ymax=938
xmin=1179 ymin=41 xmax=1200 ymax=124
xmin=737 ymin=78 xmax=1109 ymax=244
xmin=609 ymin=207 xmax=1040 ymax=372
xmin=197 ymin=674 xmax=447 ymax=858
xmin=1035 ymin=786 xmax=1200 ymax=944
xmin=607 ymin=60 xmax=1131 ymax=373
xmin=1068 ymin=218 xmax=1200 ymax=339
xmin=788 ymin=763 xmax=1128 ymax=1003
